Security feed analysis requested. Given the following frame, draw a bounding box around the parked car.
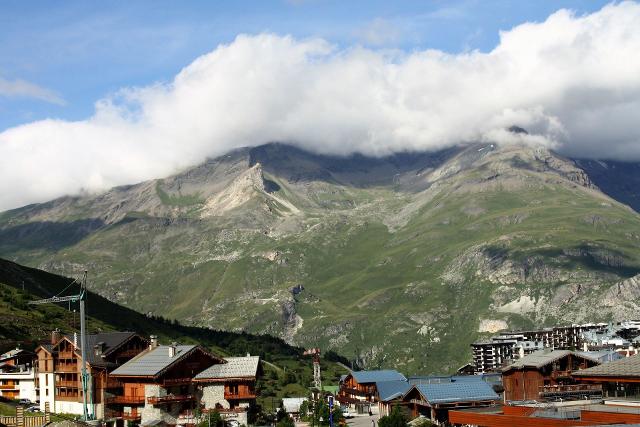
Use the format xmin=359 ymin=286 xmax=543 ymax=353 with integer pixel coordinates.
xmin=18 ymin=399 xmax=31 ymax=405
xmin=26 ymin=406 xmax=40 ymax=413
xmin=342 ymin=409 xmax=354 ymax=419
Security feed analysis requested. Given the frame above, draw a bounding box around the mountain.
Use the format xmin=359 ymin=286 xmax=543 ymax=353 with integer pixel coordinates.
xmin=0 ymin=257 xmax=349 ymax=402
xmin=2 ymin=141 xmax=640 ymax=374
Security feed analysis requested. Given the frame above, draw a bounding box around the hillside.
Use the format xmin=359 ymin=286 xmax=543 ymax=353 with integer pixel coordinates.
xmin=0 ymin=258 xmax=348 ymax=403
xmin=2 ymin=141 xmax=640 ymax=373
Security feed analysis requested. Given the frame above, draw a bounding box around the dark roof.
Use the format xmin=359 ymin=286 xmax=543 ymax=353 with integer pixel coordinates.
xmin=412 ymin=381 xmax=499 ymax=405
xmin=376 ymin=380 xmax=411 ymax=402
xmin=111 ymin=345 xmax=204 ymax=377
xmin=194 ymin=356 xmax=259 ymax=380
xmin=574 ymin=354 xmax=640 ymax=378
xmin=59 ymin=332 xmax=143 ymax=367
xmin=351 ymin=370 xmax=406 ymax=384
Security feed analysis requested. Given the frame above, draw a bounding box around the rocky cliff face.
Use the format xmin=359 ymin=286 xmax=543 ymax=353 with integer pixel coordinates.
xmin=2 ymin=142 xmax=640 ymax=373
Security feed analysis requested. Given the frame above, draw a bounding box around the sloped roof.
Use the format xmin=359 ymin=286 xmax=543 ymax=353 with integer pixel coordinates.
xmin=194 ymin=356 xmax=259 ymax=380
xmin=574 ymin=354 xmax=640 ymax=378
xmin=0 ymin=348 xmax=32 ymax=362
xmin=376 ymin=380 xmax=411 ymax=402
xmin=351 ymin=370 xmax=406 ymax=384
xmin=503 ymin=350 xmax=573 ymax=371
xmin=412 ymin=381 xmax=499 ymax=405
xmin=80 ymin=332 xmax=143 ymax=366
xmin=110 ymin=345 xmax=197 ymax=377
xmin=575 ymin=350 xmax=623 ymax=364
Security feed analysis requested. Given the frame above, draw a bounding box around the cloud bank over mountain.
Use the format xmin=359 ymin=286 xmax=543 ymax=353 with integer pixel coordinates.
xmin=2 ymin=2 xmax=640 ymax=210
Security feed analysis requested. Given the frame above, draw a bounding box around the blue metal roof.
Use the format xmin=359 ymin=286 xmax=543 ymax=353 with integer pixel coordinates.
xmin=376 ymin=380 xmax=411 ymax=402
xmin=415 ymin=381 xmax=499 ymax=404
xmin=351 ymin=370 xmax=406 ymax=383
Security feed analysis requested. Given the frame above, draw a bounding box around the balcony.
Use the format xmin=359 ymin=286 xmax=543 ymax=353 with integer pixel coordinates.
xmin=147 ymin=394 xmax=196 ymax=404
xmin=340 ymin=387 xmax=368 ymax=396
xmin=54 ymin=365 xmax=78 ymax=373
xmin=0 ymin=384 xmax=17 ymax=390
xmin=106 ymin=411 xmax=141 ymax=420
xmin=539 ymin=384 xmax=602 ymax=397
xmin=161 ymin=377 xmax=192 ymax=386
xmin=224 ymin=391 xmax=256 ymax=400
xmin=105 ymin=378 xmax=122 ymax=388
xmin=57 ymin=380 xmax=78 ymax=388
xmin=106 ymin=396 xmax=146 ymax=405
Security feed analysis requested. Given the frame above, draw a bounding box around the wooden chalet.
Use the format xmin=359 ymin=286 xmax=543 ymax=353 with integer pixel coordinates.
xmin=375 ymin=380 xmax=410 ymax=416
xmin=35 ymin=331 xmax=148 ymax=417
xmin=573 ymin=353 xmax=640 ymax=399
xmin=502 ymin=350 xmax=600 ymax=402
xmin=108 ymin=343 xmax=224 ymax=426
xmin=338 ymin=370 xmax=406 ymax=410
xmin=193 ymin=355 xmax=261 ymax=425
xmin=401 ymin=378 xmax=499 ymax=424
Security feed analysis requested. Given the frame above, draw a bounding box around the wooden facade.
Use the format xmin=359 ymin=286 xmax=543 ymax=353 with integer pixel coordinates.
xmin=35 ymin=331 xmax=148 ymax=415
xmin=503 ymin=352 xmax=599 ymax=401
xmin=108 ymin=345 xmax=222 ymax=423
xmin=337 ymin=375 xmax=378 ymax=406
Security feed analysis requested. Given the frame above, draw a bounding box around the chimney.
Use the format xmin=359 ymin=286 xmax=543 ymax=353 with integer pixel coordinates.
xmin=94 ymin=342 xmax=105 ymax=357
xmin=168 ymin=342 xmax=177 ymax=358
xmin=51 ymin=330 xmax=61 ymax=345
xmin=73 ymin=332 xmax=78 ymax=349
xmin=149 ymin=335 xmax=158 ymax=349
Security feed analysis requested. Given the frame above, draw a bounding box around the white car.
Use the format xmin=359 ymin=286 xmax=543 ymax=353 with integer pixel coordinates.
xmin=341 ymin=409 xmax=353 ymax=419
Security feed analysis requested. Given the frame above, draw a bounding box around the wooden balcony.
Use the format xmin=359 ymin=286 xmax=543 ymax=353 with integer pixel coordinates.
xmin=224 ymin=391 xmax=256 ymax=400
xmin=106 ymin=396 xmax=146 ymax=405
xmin=340 ymin=387 xmax=368 ymax=396
xmin=54 ymin=365 xmax=78 ymax=373
xmin=105 ymin=378 xmax=122 ymax=388
xmin=57 ymin=380 xmax=78 ymax=388
xmin=106 ymin=411 xmax=141 ymax=420
xmin=539 ymin=384 xmax=602 ymax=397
xmin=161 ymin=377 xmax=192 ymax=386
xmin=147 ymin=394 xmax=196 ymax=404
xmin=0 ymin=385 xmax=17 ymax=390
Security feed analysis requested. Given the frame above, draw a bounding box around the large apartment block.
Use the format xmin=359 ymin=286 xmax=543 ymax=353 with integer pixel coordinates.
xmin=472 ymin=323 xmax=614 ymax=373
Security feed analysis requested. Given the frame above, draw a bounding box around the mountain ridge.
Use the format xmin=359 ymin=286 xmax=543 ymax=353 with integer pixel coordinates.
xmin=3 ymin=141 xmax=640 ymax=373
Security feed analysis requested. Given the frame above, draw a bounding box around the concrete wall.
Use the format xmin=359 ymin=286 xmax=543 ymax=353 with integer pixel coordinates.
xmin=38 ymin=373 xmax=55 ymax=412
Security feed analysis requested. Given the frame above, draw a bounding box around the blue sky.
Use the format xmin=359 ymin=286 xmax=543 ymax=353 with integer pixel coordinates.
xmin=0 ymin=0 xmax=612 ymax=131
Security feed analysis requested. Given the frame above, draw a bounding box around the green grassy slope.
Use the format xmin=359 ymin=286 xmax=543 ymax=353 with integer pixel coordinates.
xmin=2 ymin=143 xmax=640 ymax=375
xmin=0 ymin=258 xmax=348 ymax=404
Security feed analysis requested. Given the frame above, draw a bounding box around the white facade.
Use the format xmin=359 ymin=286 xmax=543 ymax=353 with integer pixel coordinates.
xmin=0 ymin=369 xmax=37 ymax=402
xmin=38 ymin=373 xmax=55 ymax=412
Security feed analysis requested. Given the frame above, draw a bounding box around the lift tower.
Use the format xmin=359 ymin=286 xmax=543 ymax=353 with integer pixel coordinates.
xmin=303 ymin=347 xmax=322 ymax=390
xmin=28 ymin=271 xmax=93 ymax=421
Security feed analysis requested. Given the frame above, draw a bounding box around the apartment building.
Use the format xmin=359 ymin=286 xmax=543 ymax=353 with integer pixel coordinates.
xmin=0 ymin=348 xmax=37 ymax=402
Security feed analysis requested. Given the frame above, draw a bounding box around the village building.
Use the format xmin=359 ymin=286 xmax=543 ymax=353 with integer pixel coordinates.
xmin=401 ymin=377 xmax=499 ymax=424
xmin=35 ymin=331 xmax=148 ymax=417
xmin=502 ymin=350 xmax=601 ymax=402
xmin=572 ymin=353 xmax=640 ymax=400
xmin=449 ymin=402 xmax=640 ymax=426
xmin=108 ymin=343 xmax=224 ymax=427
xmin=375 ymin=380 xmax=411 ymax=416
xmin=337 ymin=370 xmax=406 ymax=413
xmin=193 ymin=355 xmax=261 ymax=425
xmin=0 ymin=348 xmax=37 ymax=402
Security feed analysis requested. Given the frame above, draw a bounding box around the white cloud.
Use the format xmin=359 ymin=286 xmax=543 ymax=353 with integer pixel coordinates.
xmin=0 ymin=77 xmax=65 ymax=105
xmin=1 ymin=2 xmax=640 ymax=210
